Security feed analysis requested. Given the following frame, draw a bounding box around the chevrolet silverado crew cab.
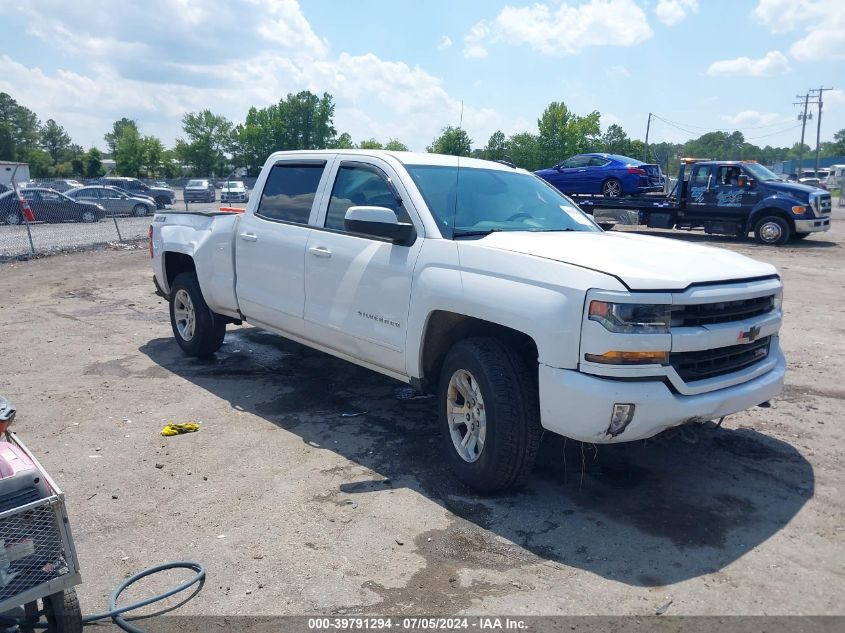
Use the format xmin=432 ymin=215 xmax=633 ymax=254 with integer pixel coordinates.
xmin=151 ymin=150 xmax=785 ymax=491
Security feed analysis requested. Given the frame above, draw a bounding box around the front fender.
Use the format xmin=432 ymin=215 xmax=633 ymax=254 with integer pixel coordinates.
xmin=749 ymin=196 xmax=800 ymax=224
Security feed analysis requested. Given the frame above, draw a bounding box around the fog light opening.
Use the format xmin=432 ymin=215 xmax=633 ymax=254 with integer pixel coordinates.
xmin=608 ymin=403 xmax=635 ymax=437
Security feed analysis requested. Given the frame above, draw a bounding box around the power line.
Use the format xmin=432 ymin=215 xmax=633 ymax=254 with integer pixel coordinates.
xmin=651 ymin=113 xmax=792 ymax=132
xmin=650 ymin=115 xmax=800 ymax=141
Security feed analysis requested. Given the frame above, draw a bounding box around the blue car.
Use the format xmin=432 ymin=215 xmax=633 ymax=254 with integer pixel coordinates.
xmin=535 ymin=153 xmax=664 ymax=197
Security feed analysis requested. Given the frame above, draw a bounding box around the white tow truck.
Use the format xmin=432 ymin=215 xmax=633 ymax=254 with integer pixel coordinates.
xmin=150 ymin=150 xmax=785 ymax=491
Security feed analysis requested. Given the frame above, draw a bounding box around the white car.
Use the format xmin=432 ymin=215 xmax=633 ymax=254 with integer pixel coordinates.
xmin=151 ymin=150 xmax=785 ymax=491
xmin=220 ymin=181 xmax=249 ymax=203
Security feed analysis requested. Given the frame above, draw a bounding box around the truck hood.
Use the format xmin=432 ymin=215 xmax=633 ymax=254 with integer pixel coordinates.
xmin=465 ymin=231 xmax=777 ymax=290
xmin=761 ymin=180 xmax=820 ymax=198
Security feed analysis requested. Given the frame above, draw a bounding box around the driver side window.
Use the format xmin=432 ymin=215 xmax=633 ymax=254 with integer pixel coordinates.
xmin=325 ymin=164 xmax=408 ymax=231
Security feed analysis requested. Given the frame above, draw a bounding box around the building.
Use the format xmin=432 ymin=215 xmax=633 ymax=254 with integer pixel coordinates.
xmin=0 ymin=161 xmax=30 ymax=187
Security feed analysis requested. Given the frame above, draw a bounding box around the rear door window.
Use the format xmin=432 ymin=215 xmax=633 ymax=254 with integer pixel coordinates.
xmin=256 ymin=163 xmax=326 ymax=224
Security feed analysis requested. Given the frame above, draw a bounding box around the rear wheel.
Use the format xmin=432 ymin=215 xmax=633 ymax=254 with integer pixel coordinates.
xmin=4 ymin=210 xmax=22 ymax=225
xmin=169 ymin=272 xmax=226 ymax=357
xmin=601 ymin=177 xmax=623 ymax=198
xmin=438 ymin=338 xmax=541 ymax=491
xmin=753 ymin=215 xmax=790 ymax=245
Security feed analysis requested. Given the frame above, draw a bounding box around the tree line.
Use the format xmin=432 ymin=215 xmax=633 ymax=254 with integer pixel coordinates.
xmin=2 ymin=90 xmax=844 ymax=180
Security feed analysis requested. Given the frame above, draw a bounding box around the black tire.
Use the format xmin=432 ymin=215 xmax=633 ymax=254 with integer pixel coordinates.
xmin=438 ymin=337 xmax=541 ymax=491
xmin=44 ymin=589 xmax=83 ymax=633
xmin=601 ymin=177 xmax=623 ymax=198
xmin=791 ymin=232 xmax=811 ymax=240
xmin=169 ymin=271 xmax=226 ymax=357
xmin=4 ymin=209 xmax=23 ymax=225
xmin=132 ymin=203 xmax=147 ymax=217
xmin=155 ymin=196 xmax=168 ymax=209
xmin=753 ymin=215 xmax=790 ymax=245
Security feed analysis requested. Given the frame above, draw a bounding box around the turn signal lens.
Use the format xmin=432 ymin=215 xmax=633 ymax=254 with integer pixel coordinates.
xmin=792 ymin=206 xmax=807 ymax=215
xmin=584 ymin=350 xmax=669 ymax=365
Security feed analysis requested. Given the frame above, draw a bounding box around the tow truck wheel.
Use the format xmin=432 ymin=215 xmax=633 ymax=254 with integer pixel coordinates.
xmin=601 ymin=178 xmax=623 ymax=198
xmin=753 ymin=215 xmax=790 ymax=245
xmin=438 ymin=337 xmax=541 ymax=492
xmin=169 ymin=272 xmax=226 ymax=357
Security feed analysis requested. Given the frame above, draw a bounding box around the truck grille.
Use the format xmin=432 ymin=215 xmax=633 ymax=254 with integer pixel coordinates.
xmin=819 ymin=194 xmax=831 ymax=215
xmin=671 ymin=337 xmax=770 ymax=382
xmin=674 ymin=295 xmax=775 ymax=327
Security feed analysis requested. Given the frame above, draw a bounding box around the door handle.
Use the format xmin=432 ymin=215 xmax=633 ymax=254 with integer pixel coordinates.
xmin=239 ymin=232 xmax=258 ymax=242
xmin=308 ymin=246 xmax=332 ymax=258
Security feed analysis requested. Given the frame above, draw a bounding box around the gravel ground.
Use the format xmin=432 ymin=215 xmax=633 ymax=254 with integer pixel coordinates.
xmin=0 ymin=205 xmax=842 ymax=619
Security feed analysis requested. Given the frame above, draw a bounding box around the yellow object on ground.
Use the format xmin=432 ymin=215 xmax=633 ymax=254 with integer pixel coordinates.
xmin=161 ymin=423 xmax=200 ymax=436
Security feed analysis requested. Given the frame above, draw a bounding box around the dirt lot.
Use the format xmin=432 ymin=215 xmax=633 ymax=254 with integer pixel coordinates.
xmin=0 ymin=207 xmax=843 ymax=618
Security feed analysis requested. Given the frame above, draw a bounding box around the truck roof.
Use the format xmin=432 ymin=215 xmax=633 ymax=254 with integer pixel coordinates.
xmin=265 ymin=149 xmax=518 ymax=172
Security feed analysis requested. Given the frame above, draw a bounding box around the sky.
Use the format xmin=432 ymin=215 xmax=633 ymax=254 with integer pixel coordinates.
xmin=0 ymin=0 xmax=843 ymax=154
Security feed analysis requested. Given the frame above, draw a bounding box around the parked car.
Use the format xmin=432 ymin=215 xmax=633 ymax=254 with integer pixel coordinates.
xmin=99 ymin=177 xmax=175 ymax=209
xmin=151 ymin=150 xmax=785 ymax=491
xmin=536 ymin=153 xmax=664 ymax=197
xmin=22 ymin=178 xmax=85 ymax=192
xmin=798 ymin=177 xmax=822 ymax=189
xmin=65 ymin=185 xmax=156 ymax=217
xmin=153 ymin=181 xmax=169 ymax=188
xmin=0 ymin=188 xmax=106 ymax=224
xmin=220 ymin=181 xmax=249 ymax=203
xmin=184 ymin=179 xmax=215 ymax=203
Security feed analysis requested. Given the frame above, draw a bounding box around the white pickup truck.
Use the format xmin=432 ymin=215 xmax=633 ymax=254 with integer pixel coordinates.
xmin=150 ymin=150 xmax=785 ymax=491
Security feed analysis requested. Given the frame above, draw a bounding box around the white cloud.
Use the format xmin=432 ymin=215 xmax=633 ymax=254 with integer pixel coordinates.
xmin=721 ymin=110 xmax=788 ymax=127
xmin=437 ymin=35 xmax=452 ymax=50
xmin=463 ymin=0 xmax=652 ymax=57
xmin=606 ymin=65 xmax=631 ymax=78
xmin=706 ymin=50 xmax=791 ymax=76
xmin=655 ymin=0 xmax=699 ymax=26
xmin=752 ymin=0 xmax=845 ymax=60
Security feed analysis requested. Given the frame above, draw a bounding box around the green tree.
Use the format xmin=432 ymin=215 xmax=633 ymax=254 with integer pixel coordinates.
xmin=824 ymin=128 xmax=845 ymax=156
xmin=175 ymin=110 xmax=233 ymax=176
xmin=427 ymin=126 xmax=472 ymax=156
xmin=40 ymin=119 xmax=72 ymax=165
xmin=358 ymin=138 xmax=384 ymax=149
xmin=537 ymin=102 xmax=601 ymax=167
xmin=0 ymin=92 xmax=41 ymax=160
xmin=114 ymin=124 xmax=146 ymax=176
xmin=23 ymin=148 xmax=54 ymax=178
xmin=331 ymin=132 xmax=355 ymax=149
xmin=482 ymin=130 xmax=506 ymax=161
xmin=104 ymin=118 xmax=138 ymax=155
xmin=384 ymin=138 xmax=408 ymax=151
xmin=503 ymin=132 xmax=542 ymax=170
xmin=84 ymin=147 xmax=104 ymax=178
xmin=143 ymin=136 xmax=165 ymax=176
xmin=599 ymin=124 xmax=631 ymax=155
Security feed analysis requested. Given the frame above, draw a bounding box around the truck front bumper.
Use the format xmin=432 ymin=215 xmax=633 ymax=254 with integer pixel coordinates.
xmin=537 ymin=349 xmax=785 ymax=443
xmin=794 ymin=217 xmax=831 ymax=233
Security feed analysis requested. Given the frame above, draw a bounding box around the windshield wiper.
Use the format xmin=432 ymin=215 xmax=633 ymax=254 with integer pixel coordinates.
xmin=524 ymin=228 xmax=575 ymax=232
xmin=452 ymin=228 xmax=504 ymax=238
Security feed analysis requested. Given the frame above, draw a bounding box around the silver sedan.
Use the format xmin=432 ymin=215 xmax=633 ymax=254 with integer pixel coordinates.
xmin=65 ymin=186 xmax=156 ymax=217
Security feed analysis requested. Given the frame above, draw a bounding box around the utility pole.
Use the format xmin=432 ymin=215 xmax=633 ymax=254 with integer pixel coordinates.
xmin=810 ymin=86 xmax=834 ymax=175
xmin=793 ymin=93 xmax=811 ymax=178
xmin=644 ymin=112 xmax=652 ymax=162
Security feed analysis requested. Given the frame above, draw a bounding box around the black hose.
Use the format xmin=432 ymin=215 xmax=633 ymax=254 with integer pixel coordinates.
xmin=2 ymin=560 xmax=205 ymax=632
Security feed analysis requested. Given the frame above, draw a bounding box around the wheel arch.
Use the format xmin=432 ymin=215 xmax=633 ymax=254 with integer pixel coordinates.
xmin=749 ymin=206 xmax=795 ymax=232
xmin=163 ymin=251 xmax=196 ymax=289
xmin=417 ymin=311 xmax=539 ymax=393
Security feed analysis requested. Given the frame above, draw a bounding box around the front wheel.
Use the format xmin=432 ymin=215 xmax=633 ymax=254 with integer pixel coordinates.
xmin=438 ymin=338 xmax=541 ymax=492
xmin=601 ymin=178 xmax=623 ymax=198
xmin=4 ymin=210 xmax=23 ymax=225
xmin=132 ymin=203 xmax=147 ymax=217
xmin=41 ymin=589 xmax=83 ymax=633
xmin=155 ymin=196 xmax=168 ymax=209
xmin=169 ymin=272 xmax=226 ymax=357
xmin=753 ymin=215 xmax=790 ymax=245
xmin=79 ymin=209 xmax=98 ymax=223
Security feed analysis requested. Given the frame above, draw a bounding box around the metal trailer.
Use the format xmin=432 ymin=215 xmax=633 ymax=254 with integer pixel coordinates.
xmin=0 ymin=398 xmax=82 ymax=633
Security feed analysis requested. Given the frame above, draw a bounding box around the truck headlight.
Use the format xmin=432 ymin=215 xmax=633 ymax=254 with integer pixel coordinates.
xmin=588 ymin=301 xmax=671 ymax=334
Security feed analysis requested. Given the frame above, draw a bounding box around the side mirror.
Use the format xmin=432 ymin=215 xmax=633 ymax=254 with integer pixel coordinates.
xmin=344 ymin=206 xmax=415 ymax=245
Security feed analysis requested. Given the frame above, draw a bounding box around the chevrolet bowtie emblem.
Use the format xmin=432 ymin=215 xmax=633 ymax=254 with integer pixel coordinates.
xmin=738 ymin=325 xmax=762 ymax=343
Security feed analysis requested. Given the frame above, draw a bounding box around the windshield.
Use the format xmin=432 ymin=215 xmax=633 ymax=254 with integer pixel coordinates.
xmin=743 ymin=163 xmax=780 ymax=181
xmin=187 ymin=180 xmax=205 ymax=187
xmin=404 ymin=165 xmax=600 ymax=237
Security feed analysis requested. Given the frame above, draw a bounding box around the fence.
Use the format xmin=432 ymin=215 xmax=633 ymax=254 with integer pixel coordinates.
xmin=0 ymin=212 xmax=150 ymax=260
